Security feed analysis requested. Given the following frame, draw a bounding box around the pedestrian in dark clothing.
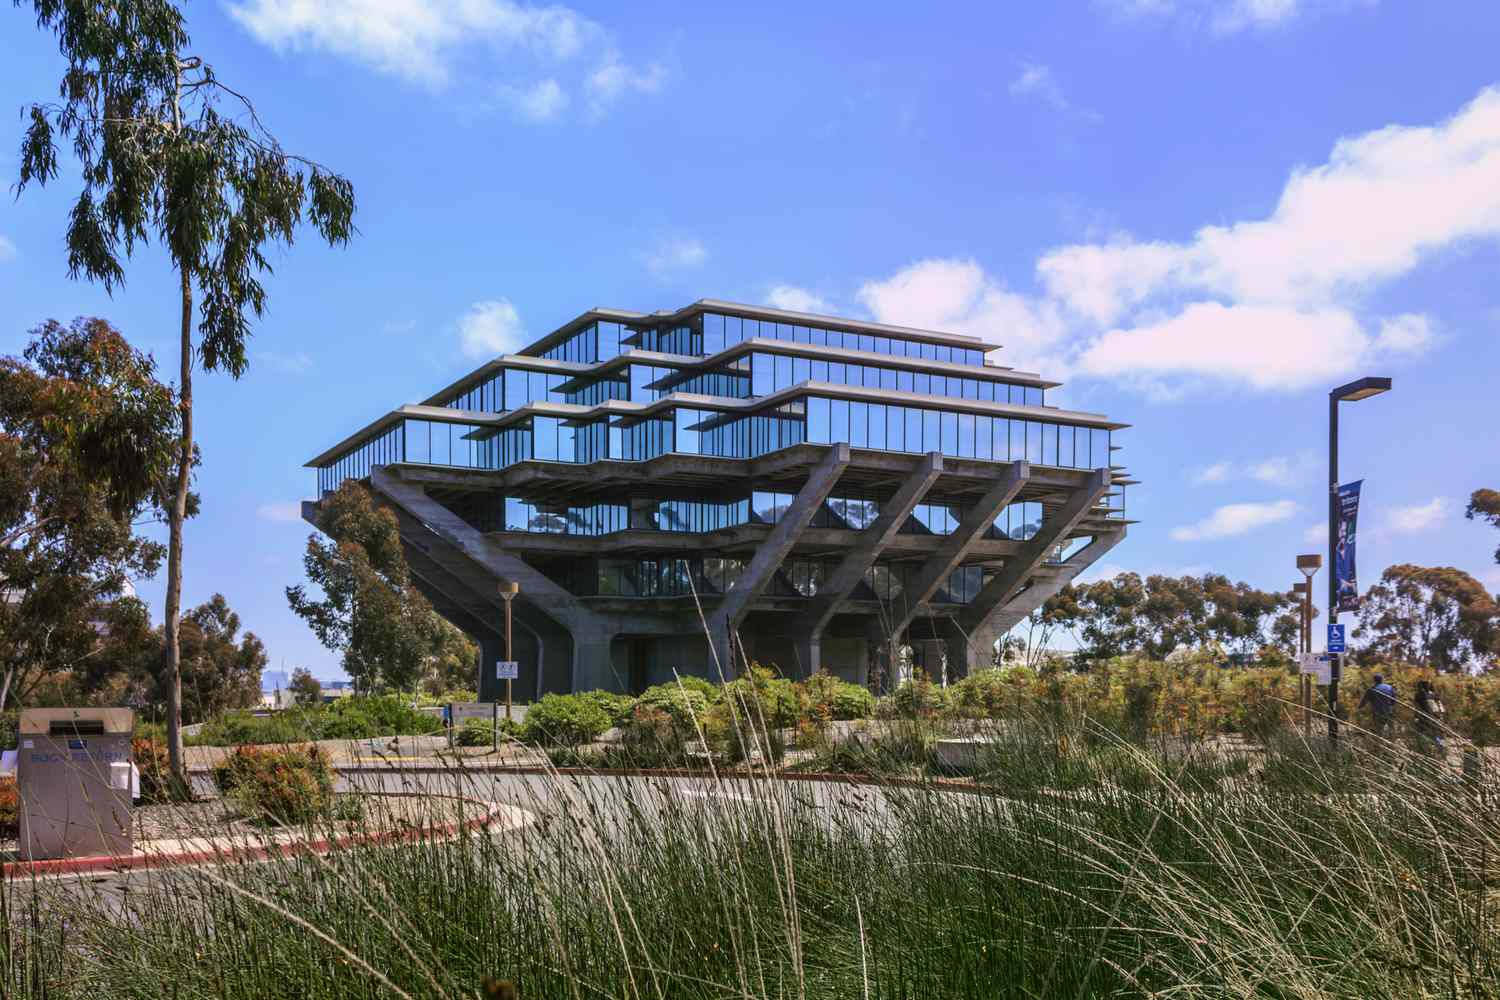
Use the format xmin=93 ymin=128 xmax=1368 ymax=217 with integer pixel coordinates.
xmin=1413 ymin=679 xmax=1445 ymax=749
xmin=1359 ymin=674 xmax=1397 ymax=738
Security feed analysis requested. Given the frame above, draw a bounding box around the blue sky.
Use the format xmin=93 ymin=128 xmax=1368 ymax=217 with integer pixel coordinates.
xmin=3 ymin=0 xmax=1498 ymax=681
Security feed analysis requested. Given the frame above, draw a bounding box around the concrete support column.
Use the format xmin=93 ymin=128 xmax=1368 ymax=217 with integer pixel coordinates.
xmin=707 ymin=444 xmax=850 ymax=677
xmin=887 ymin=461 xmax=1029 ymax=643
xmin=571 ymin=632 xmax=622 ymax=694
xmin=786 ymin=452 xmax=943 ymax=678
xmin=959 ymin=468 xmax=1112 ymax=634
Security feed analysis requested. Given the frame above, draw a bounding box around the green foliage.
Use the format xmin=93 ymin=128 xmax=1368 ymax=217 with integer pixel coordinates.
xmin=188 ymin=695 xmax=437 ymax=746
xmin=879 ymin=675 xmax=951 ymax=719
xmin=288 ymin=667 xmax=322 ymax=706
xmin=1355 ymin=563 xmax=1499 ymax=671
xmin=1043 ymin=572 xmax=1299 ymax=664
xmin=636 ymin=681 xmax=715 ymax=730
xmin=287 ymin=482 xmax=466 ymax=693
xmin=518 ymin=693 xmax=611 ymax=748
xmin=801 ymin=671 xmax=876 ymax=720
xmin=454 ymin=716 xmax=518 ymax=747
xmin=949 ymin=667 xmax=1037 ymax=719
xmin=211 ymin=745 xmax=335 ymax=825
xmin=721 ymin=666 xmax=804 ymax=729
xmin=1467 ymin=487 xmax=1500 ymax=566
xmin=578 ymin=690 xmax=635 ymax=728
xmin=0 ymin=319 xmax=181 ymax=711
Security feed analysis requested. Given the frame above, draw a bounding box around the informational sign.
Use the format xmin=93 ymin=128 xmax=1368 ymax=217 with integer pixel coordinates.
xmin=448 ymin=702 xmax=493 ymax=725
xmin=1327 ymin=624 xmax=1346 ymax=653
xmin=1300 ymin=653 xmax=1334 ymax=685
xmin=495 ymin=660 xmax=519 ymax=681
xmin=1334 ymin=480 xmax=1362 ymax=612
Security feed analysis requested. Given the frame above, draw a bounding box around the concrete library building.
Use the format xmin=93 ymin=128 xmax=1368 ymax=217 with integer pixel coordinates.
xmin=305 ymin=300 xmax=1133 ymax=699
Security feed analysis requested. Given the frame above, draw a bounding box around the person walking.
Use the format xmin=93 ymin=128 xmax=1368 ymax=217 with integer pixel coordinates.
xmin=1413 ymin=679 xmax=1446 ymax=749
xmin=1359 ymin=674 xmax=1397 ymax=738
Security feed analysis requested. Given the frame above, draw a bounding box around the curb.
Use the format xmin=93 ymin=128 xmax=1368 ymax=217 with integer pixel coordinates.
xmin=3 ymin=793 xmax=521 ymax=880
xmin=328 ymin=761 xmax=1007 ymax=797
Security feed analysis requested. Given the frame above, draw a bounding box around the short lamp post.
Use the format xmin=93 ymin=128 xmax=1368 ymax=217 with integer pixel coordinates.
xmin=497 ymin=580 xmax=519 ymax=750
xmin=1327 ymin=377 xmax=1391 ymax=744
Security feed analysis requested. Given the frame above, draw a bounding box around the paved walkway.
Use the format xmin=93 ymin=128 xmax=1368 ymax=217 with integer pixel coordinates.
xmin=3 ymin=793 xmax=532 ymax=879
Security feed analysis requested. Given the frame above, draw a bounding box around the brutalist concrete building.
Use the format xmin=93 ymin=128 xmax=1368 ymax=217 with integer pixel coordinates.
xmin=304 ymin=300 xmax=1132 ymax=699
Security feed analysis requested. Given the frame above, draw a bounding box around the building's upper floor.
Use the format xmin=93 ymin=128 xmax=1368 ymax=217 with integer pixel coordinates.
xmin=308 ymin=299 xmax=1131 ymax=501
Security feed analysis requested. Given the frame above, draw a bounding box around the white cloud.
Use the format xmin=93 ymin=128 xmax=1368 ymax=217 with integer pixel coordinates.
xmin=1171 ymin=499 xmax=1298 ymax=541
xmin=1248 ymin=456 xmax=1296 ymax=485
xmin=1385 ymin=497 xmax=1449 ymax=534
xmin=1010 ymin=63 xmax=1069 ymax=111
xmin=1193 ymin=454 xmax=1311 ymax=486
xmin=856 ymin=258 xmax=1063 ymax=372
xmin=1302 ymin=521 xmax=1326 ymax=545
xmin=0 ymin=235 xmax=16 ymax=262
xmin=226 ymin=0 xmax=662 ymax=119
xmin=642 ymin=236 xmax=707 ymax=278
xmin=764 ymin=285 xmax=832 ymax=315
xmin=1100 ymin=0 xmax=1367 ymax=34
xmin=255 ymin=349 xmax=315 ymax=375
xmin=1075 ymin=302 xmax=1389 ymax=391
xmin=505 ymin=78 xmax=568 ymax=121
xmin=1191 ymin=461 xmax=1231 ymax=485
xmin=257 ymin=501 xmax=305 ymax=524
xmin=1044 ymin=87 xmax=1500 ymax=317
xmin=585 ymin=51 xmax=665 ymax=115
xmin=458 ymin=299 xmax=526 ymax=358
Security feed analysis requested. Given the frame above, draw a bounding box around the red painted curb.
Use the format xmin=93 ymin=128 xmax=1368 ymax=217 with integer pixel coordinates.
xmin=3 ymin=793 xmax=507 ymax=880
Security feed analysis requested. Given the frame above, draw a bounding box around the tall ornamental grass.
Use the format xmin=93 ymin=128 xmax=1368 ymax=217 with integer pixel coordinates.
xmin=1 ymin=708 xmax=1495 ymax=999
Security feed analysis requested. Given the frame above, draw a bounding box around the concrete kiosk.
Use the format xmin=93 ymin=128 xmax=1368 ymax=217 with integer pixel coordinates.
xmin=17 ymin=707 xmax=134 ymax=860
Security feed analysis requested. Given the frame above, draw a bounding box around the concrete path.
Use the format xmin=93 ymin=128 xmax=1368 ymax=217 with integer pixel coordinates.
xmin=4 ymin=793 xmax=531 ymax=880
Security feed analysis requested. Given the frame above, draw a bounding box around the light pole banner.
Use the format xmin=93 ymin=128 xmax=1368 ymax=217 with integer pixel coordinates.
xmin=1334 ymin=480 xmax=1362 ymax=612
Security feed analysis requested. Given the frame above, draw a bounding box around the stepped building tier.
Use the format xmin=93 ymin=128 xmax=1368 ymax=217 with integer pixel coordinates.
xmin=304 ymin=299 xmax=1135 ymax=697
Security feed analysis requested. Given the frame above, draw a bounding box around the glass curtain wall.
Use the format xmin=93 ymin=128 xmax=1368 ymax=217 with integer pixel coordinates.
xmin=750 ymin=351 xmax=1039 ymax=405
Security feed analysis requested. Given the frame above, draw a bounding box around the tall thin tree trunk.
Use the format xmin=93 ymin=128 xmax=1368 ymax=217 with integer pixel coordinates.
xmin=165 ymin=264 xmax=192 ymax=778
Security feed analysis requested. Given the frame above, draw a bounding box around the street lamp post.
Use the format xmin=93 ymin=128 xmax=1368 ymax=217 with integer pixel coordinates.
xmin=1295 ymin=553 xmax=1321 ymax=736
xmin=497 ymin=580 xmax=519 ymax=750
xmin=1327 ymin=377 xmax=1391 ymax=744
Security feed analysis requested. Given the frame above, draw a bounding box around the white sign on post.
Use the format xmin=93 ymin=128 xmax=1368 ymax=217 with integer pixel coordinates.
xmin=1300 ymin=653 xmax=1334 ymax=685
xmin=495 ymin=660 xmax=519 ymax=681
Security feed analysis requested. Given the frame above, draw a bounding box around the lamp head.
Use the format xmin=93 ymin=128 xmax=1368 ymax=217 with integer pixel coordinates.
xmin=497 ymin=580 xmax=519 ymax=600
xmin=1296 ymin=553 xmax=1322 ymax=577
xmin=1332 ymin=376 xmax=1392 ymax=402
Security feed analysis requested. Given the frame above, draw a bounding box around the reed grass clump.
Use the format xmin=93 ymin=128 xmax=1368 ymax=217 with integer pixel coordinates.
xmin=0 ymin=715 xmax=1494 ymax=999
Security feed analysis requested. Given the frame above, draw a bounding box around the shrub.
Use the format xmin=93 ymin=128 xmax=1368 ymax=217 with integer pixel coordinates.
xmin=319 ymin=695 xmax=436 ymax=740
xmin=212 ymin=745 xmax=335 ymax=824
xmin=0 ymin=779 xmax=16 ymax=838
xmin=722 ymin=667 xmax=804 ymax=729
xmin=518 ymin=693 xmax=611 ymax=748
xmin=454 ymin=717 xmax=519 ymax=747
xmin=950 ymin=667 xmax=1037 ymax=719
xmin=800 ymin=672 xmax=876 ymax=721
xmin=880 ymin=676 xmax=950 ymax=719
xmin=579 ymin=690 xmax=635 ymax=728
xmin=132 ymin=737 xmax=191 ymax=804
xmin=635 ymin=682 xmax=713 ymax=733
xmin=620 ymin=705 xmax=693 ymax=766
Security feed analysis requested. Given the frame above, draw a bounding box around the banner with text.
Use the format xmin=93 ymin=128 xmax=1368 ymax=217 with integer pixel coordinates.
xmin=1335 ymin=480 xmax=1362 ymax=613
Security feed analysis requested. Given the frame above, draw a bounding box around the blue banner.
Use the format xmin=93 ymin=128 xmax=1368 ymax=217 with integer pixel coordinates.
xmin=1334 ymin=480 xmax=1362 ymax=612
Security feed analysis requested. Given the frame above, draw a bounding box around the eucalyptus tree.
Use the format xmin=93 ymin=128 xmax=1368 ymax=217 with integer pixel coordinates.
xmin=15 ymin=0 xmax=356 ymax=774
